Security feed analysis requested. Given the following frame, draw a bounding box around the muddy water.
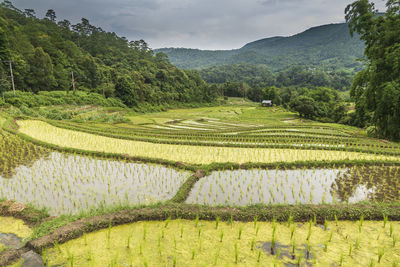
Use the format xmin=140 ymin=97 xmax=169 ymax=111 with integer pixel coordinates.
xmin=0 ymin=152 xmax=190 ymax=215
xmin=186 ymin=167 xmax=400 ymax=206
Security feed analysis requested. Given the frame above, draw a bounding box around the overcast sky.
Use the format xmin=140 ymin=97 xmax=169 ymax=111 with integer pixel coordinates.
xmin=11 ymin=0 xmax=387 ymax=50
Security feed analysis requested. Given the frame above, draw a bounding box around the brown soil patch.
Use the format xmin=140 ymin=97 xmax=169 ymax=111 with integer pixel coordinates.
xmin=0 ymin=200 xmax=48 ymax=227
xmin=0 ymin=247 xmax=29 ymax=266
xmin=194 ymin=170 xmax=206 ymax=178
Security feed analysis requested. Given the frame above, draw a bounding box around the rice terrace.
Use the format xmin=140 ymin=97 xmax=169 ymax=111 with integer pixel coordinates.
xmin=1 ymin=0 xmax=400 ymax=266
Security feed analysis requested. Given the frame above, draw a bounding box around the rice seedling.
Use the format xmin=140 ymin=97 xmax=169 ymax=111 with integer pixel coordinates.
xmin=354 ymin=237 xmax=360 ymax=249
xmin=378 ymin=248 xmax=385 ymax=263
xmin=339 ymin=252 xmax=344 ymax=266
xmin=54 ymin=241 xmax=62 ymax=254
xmin=68 ymin=253 xmax=74 ymax=267
xmin=390 ymin=223 xmax=394 ymax=237
xmin=86 ymin=250 xmax=93 ymax=262
xmin=290 ymin=225 xmax=296 ymax=240
xmin=165 ymin=217 xmax=171 ymax=228
xmin=250 ymin=238 xmax=255 ymax=251
xmin=369 ymin=259 xmax=375 ymax=267
xmin=291 ymin=239 xmax=296 ymax=256
xmin=296 ymin=253 xmax=303 ymax=266
xmin=306 ymin=220 xmax=312 ymax=241
xmin=323 ymin=240 xmax=328 ymax=252
xmin=359 ymin=215 xmax=364 ymax=233
xmin=271 ymin=222 xmax=277 ymax=252
xmin=234 ymin=242 xmax=238 ymax=264
xmin=287 ymin=214 xmax=293 ymax=227
xmin=256 ymin=225 xmax=260 ymax=236
xmin=238 ymin=226 xmax=243 ymax=240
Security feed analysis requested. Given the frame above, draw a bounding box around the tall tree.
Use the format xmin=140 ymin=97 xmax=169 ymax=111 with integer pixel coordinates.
xmin=23 ymin=9 xmax=36 ymax=18
xmin=27 ymin=47 xmax=56 ymax=92
xmin=345 ymin=0 xmax=400 ymax=140
xmin=45 ymin=9 xmax=56 ymax=22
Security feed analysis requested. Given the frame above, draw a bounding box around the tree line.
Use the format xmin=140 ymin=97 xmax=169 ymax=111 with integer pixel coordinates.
xmin=198 ymin=64 xmax=354 ymax=91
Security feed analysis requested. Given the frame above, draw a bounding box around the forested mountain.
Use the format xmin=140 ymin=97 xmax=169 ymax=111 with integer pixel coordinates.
xmin=156 ymin=23 xmax=365 ymax=72
xmin=0 ymin=1 xmax=217 ymax=107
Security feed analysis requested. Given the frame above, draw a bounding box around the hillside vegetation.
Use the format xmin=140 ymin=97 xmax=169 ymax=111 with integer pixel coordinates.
xmin=0 ymin=2 xmax=217 ymax=108
xmin=156 ymin=23 xmax=364 ymax=72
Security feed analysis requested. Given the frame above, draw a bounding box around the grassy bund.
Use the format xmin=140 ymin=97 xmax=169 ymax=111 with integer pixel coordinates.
xmin=1 ymin=100 xmax=400 ymax=266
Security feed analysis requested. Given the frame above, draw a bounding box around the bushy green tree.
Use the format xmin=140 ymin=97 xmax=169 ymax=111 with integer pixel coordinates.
xmin=27 ymin=47 xmax=56 ymax=92
xmin=289 ymin=96 xmax=317 ymax=119
xmin=115 ymin=75 xmax=138 ymax=106
xmin=346 ymin=0 xmax=400 ymax=140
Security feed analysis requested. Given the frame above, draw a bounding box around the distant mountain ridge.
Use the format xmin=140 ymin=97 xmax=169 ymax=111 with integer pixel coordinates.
xmin=156 ymin=22 xmax=365 ymax=72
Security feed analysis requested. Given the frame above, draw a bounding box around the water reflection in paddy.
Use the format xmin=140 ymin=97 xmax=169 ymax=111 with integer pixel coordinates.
xmin=0 ymin=152 xmax=190 ymax=215
xmin=186 ymin=166 xmax=400 ymax=206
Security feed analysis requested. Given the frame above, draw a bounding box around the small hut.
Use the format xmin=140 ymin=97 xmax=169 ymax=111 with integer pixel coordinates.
xmin=262 ymin=100 xmax=272 ymax=107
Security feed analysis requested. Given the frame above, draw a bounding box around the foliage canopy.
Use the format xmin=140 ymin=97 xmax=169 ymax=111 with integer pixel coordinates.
xmin=0 ymin=2 xmax=217 ymax=107
xmin=346 ymin=0 xmax=400 ymax=140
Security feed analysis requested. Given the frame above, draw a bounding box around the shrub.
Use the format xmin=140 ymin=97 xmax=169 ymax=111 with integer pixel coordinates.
xmin=3 ymin=91 xmax=126 ymax=108
xmin=19 ymin=105 xmax=38 ymax=117
xmin=367 ymin=126 xmax=378 ymax=138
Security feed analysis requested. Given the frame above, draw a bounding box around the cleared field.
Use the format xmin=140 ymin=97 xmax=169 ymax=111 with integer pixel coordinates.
xmin=45 ymin=219 xmax=400 ymax=266
xmin=17 ymin=120 xmax=400 ymax=165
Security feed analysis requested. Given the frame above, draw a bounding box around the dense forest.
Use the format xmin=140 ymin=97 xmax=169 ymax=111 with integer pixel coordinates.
xmin=0 ymin=1 xmax=218 ymax=108
xmin=198 ymin=64 xmax=354 ymax=91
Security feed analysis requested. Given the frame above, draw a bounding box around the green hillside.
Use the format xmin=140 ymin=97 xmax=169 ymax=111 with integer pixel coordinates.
xmin=156 ymin=23 xmax=365 ymax=72
xmin=0 ymin=2 xmax=217 ymax=108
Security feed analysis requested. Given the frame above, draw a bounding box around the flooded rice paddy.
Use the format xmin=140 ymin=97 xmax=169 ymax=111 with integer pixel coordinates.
xmin=0 ymin=153 xmax=190 ymax=215
xmin=186 ymin=166 xmax=400 ymax=206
